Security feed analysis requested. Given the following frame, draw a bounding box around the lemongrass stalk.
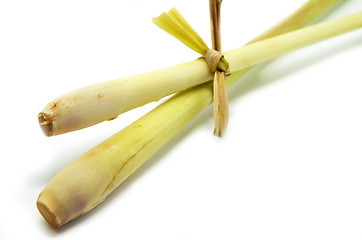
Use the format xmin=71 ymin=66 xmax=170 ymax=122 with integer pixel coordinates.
xmin=37 ymin=0 xmax=343 ymax=227
xmin=39 ymin=10 xmax=361 ymax=137
xmin=252 ymin=0 xmax=343 ymax=43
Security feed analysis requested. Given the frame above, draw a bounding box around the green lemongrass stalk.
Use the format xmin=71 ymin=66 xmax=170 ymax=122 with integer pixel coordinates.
xmin=252 ymin=0 xmax=343 ymax=43
xmin=37 ymin=0 xmax=343 ymax=227
xmin=39 ymin=9 xmax=361 ymax=137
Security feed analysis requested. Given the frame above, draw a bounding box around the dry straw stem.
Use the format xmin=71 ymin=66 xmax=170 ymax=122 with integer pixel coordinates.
xmin=39 ymin=7 xmax=361 ymax=137
xmin=37 ymin=0 xmax=343 ymax=227
xmin=209 ymin=0 xmax=229 ymax=137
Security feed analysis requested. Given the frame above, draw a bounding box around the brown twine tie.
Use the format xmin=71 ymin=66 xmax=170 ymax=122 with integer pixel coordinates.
xmin=209 ymin=0 xmax=229 ymax=137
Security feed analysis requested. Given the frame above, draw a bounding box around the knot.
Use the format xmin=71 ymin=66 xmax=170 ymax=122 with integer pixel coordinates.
xmin=153 ymin=8 xmax=230 ymax=76
xmin=204 ymin=49 xmax=230 ymax=74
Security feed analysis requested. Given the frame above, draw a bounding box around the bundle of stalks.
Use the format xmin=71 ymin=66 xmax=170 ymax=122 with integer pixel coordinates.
xmin=153 ymin=1 xmax=230 ymax=136
xmin=37 ymin=0 xmax=362 ymax=227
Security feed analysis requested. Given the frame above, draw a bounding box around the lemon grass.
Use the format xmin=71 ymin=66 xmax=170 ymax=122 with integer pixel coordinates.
xmin=39 ymin=4 xmax=359 ymax=137
xmin=37 ymin=0 xmax=344 ymax=227
xmin=40 ymin=9 xmax=361 ymax=136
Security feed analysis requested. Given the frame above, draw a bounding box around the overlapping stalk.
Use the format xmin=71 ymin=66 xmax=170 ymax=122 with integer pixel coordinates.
xmin=38 ymin=2 xmax=360 ymax=137
xmin=37 ymin=0 xmax=345 ymax=227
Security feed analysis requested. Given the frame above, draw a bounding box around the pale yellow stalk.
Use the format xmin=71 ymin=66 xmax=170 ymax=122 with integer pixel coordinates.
xmin=37 ymin=0 xmax=344 ymax=227
xmin=39 ymin=5 xmax=359 ymax=137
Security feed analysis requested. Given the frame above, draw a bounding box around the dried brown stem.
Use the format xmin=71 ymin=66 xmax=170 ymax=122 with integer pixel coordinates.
xmin=210 ymin=0 xmax=222 ymax=51
xmin=213 ymin=70 xmax=229 ymax=137
xmin=210 ymin=0 xmax=229 ymax=137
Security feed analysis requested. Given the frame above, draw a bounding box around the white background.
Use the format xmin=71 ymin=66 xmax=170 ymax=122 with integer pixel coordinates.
xmin=1 ymin=0 xmax=362 ymax=239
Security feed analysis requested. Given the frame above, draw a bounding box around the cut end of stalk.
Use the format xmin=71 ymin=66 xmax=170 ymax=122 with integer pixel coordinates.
xmin=37 ymin=197 xmax=61 ymax=228
xmin=213 ymin=129 xmax=222 ymax=138
xmin=38 ymin=113 xmax=53 ymax=137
